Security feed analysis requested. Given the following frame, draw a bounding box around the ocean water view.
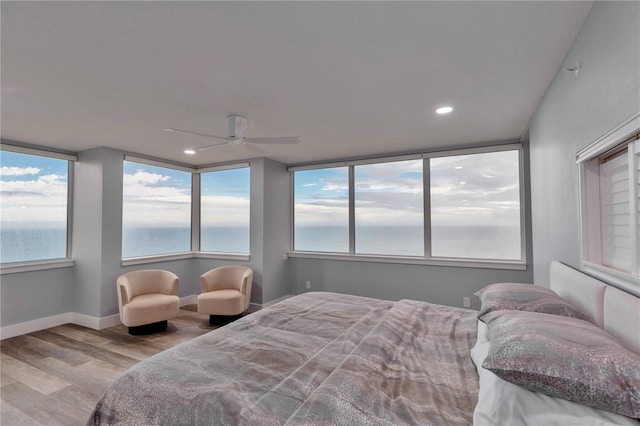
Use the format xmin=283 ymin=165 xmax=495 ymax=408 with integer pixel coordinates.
xmin=295 ymin=225 xmax=521 ymax=260
xmin=1 ymin=225 xmax=521 ymax=263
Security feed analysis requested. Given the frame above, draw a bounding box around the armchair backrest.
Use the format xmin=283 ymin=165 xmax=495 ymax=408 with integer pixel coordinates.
xmin=201 ymin=266 xmax=253 ymax=298
xmin=117 ymin=269 xmax=179 ymax=311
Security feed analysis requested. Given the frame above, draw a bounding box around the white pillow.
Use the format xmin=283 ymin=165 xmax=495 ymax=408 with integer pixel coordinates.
xmin=471 ymin=321 xmax=638 ymax=426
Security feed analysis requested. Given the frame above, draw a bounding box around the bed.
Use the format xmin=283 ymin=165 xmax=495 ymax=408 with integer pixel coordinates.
xmin=89 ymin=261 xmax=640 ymax=425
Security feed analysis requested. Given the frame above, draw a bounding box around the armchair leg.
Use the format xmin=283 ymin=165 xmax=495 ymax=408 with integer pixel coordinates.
xmin=208 ymin=314 xmax=243 ymax=325
xmin=128 ymin=320 xmax=168 ymax=335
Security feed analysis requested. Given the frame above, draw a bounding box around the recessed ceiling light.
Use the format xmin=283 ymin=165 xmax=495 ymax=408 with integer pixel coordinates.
xmin=455 ymin=166 xmax=463 ymax=170
xmin=184 ymin=149 xmax=196 ymax=155
xmin=436 ymin=106 xmax=453 ymax=115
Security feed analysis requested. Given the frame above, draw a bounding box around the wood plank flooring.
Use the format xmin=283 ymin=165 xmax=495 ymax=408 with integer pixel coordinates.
xmin=0 ymin=305 xmax=220 ymax=425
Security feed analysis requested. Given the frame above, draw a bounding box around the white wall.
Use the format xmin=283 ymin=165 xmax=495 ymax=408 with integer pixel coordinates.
xmin=529 ymin=1 xmax=640 ymax=285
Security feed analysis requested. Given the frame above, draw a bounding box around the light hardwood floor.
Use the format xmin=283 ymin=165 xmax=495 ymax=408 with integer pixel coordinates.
xmin=0 ymin=305 xmax=220 ymax=425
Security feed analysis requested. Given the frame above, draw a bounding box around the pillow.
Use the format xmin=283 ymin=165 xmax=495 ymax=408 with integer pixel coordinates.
xmin=481 ymin=310 xmax=640 ymax=418
xmin=474 ymin=282 xmax=588 ymax=321
xmin=470 ymin=322 xmax=639 ymax=425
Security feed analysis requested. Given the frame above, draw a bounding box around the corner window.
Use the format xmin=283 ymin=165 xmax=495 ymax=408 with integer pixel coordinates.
xmin=122 ymin=160 xmax=192 ymax=258
xmin=0 ymin=149 xmax=72 ymax=263
xmin=579 ymin=127 xmax=639 ymax=288
xmin=200 ymin=166 xmax=250 ymax=254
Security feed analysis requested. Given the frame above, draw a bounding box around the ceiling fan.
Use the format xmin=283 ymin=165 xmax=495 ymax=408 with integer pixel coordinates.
xmin=164 ymin=114 xmax=301 ymax=152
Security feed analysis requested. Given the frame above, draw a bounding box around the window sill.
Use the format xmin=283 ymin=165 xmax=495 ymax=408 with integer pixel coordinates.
xmin=195 ymin=252 xmax=250 ymax=261
xmin=287 ymin=251 xmax=526 ymax=270
xmin=0 ymin=258 xmax=75 ymax=275
xmin=122 ymin=251 xmax=251 ymax=266
xmin=121 ymin=252 xmax=195 ymax=266
xmin=582 ymin=261 xmax=640 ymax=297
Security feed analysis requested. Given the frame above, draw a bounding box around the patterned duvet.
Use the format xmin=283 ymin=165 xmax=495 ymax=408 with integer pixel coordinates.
xmin=89 ymin=292 xmax=479 ymax=425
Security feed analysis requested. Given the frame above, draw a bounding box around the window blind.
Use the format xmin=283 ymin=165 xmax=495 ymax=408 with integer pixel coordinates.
xmin=599 ymin=147 xmax=629 ymax=272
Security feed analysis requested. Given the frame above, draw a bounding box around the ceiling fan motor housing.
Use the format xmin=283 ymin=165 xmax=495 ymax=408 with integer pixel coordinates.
xmin=228 ymin=114 xmax=249 ymax=140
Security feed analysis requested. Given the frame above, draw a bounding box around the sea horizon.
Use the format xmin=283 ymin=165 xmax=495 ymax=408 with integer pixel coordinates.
xmin=2 ymin=224 xmax=521 ymax=263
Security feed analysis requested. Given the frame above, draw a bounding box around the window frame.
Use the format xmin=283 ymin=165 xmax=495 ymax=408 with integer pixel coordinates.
xmin=197 ymin=162 xmax=251 ymax=257
xmin=121 ymin=156 xmax=251 ymax=266
xmin=121 ymin=155 xmax=194 ymax=261
xmin=0 ymin=144 xmax=76 ymax=274
xmin=289 ymin=144 xmax=526 ymax=270
xmin=577 ymin=113 xmax=640 ymax=295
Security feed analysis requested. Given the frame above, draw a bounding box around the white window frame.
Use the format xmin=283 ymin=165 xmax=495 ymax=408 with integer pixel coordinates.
xmin=577 ymin=113 xmax=640 ymax=296
xmin=197 ymin=162 xmax=251 ymax=258
xmin=121 ymin=156 xmax=251 ymax=266
xmin=0 ymin=144 xmax=76 ymax=274
xmin=288 ymin=143 xmax=526 ymax=270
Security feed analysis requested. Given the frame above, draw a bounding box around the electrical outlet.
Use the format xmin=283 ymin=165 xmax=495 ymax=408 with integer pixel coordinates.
xmin=463 ymin=296 xmax=471 ymax=308
xmin=305 ymin=281 xmax=311 ymax=290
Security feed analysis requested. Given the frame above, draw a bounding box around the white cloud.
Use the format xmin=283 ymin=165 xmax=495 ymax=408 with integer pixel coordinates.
xmin=0 ymin=174 xmax=67 ymax=227
xmin=122 ymin=171 xmax=191 ymax=226
xmin=295 ymin=203 xmax=349 ymax=226
xmin=123 ymin=170 xmax=170 ymax=186
xmin=201 ymin=195 xmax=250 ymax=227
xmin=1 ymin=166 xmax=40 ymax=176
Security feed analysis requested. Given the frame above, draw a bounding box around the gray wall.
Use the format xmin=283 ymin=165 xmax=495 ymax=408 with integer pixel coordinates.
xmin=528 ymin=2 xmax=640 ymax=286
xmin=289 ymin=259 xmax=532 ymax=310
xmin=261 ymin=158 xmax=291 ymax=303
xmin=0 ymin=267 xmax=75 ymax=325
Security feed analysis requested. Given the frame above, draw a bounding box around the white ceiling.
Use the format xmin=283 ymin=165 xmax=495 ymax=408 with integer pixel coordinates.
xmin=1 ymin=1 xmax=592 ymax=166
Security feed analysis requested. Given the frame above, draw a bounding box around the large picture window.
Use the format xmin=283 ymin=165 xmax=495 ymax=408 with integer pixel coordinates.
xmin=430 ymin=150 xmax=521 ymax=260
xmin=291 ymin=145 xmax=524 ymax=267
xmin=200 ymin=166 xmax=250 ymax=254
xmin=354 ymin=159 xmax=424 ymax=256
xmin=1 ymin=149 xmax=72 ymax=263
xmin=122 ymin=160 xmax=192 ymax=258
xmin=293 ymin=166 xmax=349 ymax=252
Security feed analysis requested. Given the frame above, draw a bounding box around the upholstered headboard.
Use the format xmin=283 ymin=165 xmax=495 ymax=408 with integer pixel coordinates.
xmin=550 ymin=260 xmax=640 ymax=354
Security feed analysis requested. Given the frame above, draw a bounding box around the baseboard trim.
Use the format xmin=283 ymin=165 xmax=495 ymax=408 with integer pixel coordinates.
xmin=1 ymin=294 xmax=202 ymax=339
xmin=0 ymin=313 xmax=72 ymax=340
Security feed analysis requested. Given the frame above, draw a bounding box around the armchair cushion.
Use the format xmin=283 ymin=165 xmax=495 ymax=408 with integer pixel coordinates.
xmin=117 ymin=269 xmax=180 ymax=328
xmin=198 ymin=266 xmax=253 ymax=316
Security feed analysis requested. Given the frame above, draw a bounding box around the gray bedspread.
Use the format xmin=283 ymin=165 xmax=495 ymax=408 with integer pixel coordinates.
xmin=89 ymin=292 xmax=478 ymax=425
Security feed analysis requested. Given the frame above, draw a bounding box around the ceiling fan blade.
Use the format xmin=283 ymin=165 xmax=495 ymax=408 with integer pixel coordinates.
xmin=195 ymin=142 xmax=230 ymax=152
xmin=243 ymin=137 xmax=301 ymax=145
xmin=163 ymin=128 xmax=229 ymax=141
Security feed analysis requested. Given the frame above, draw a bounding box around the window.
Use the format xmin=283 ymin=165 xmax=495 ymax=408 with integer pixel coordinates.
xmin=200 ymin=166 xmax=250 ymax=254
xmin=430 ymin=150 xmax=521 ymax=260
xmin=290 ymin=145 xmax=524 ymax=267
xmin=122 ymin=159 xmax=192 ymax=258
xmin=0 ymin=148 xmax=72 ymax=264
xmin=293 ymin=166 xmax=349 ymax=252
xmin=579 ymin=124 xmax=639 ymax=290
xmin=354 ymin=159 xmax=423 ymax=256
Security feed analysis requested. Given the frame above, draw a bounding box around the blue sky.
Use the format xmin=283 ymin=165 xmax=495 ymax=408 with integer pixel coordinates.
xmin=123 ymin=161 xmax=250 ymax=227
xmin=294 ymin=152 xmax=520 ymax=227
xmin=0 ymin=151 xmax=68 ymax=228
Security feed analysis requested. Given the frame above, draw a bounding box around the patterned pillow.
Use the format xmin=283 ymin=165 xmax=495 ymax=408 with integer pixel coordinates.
xmin=481 ymin=310 xmax=640 ymax=418
xmin=474 ymin=282 xmax=589 ymax=322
